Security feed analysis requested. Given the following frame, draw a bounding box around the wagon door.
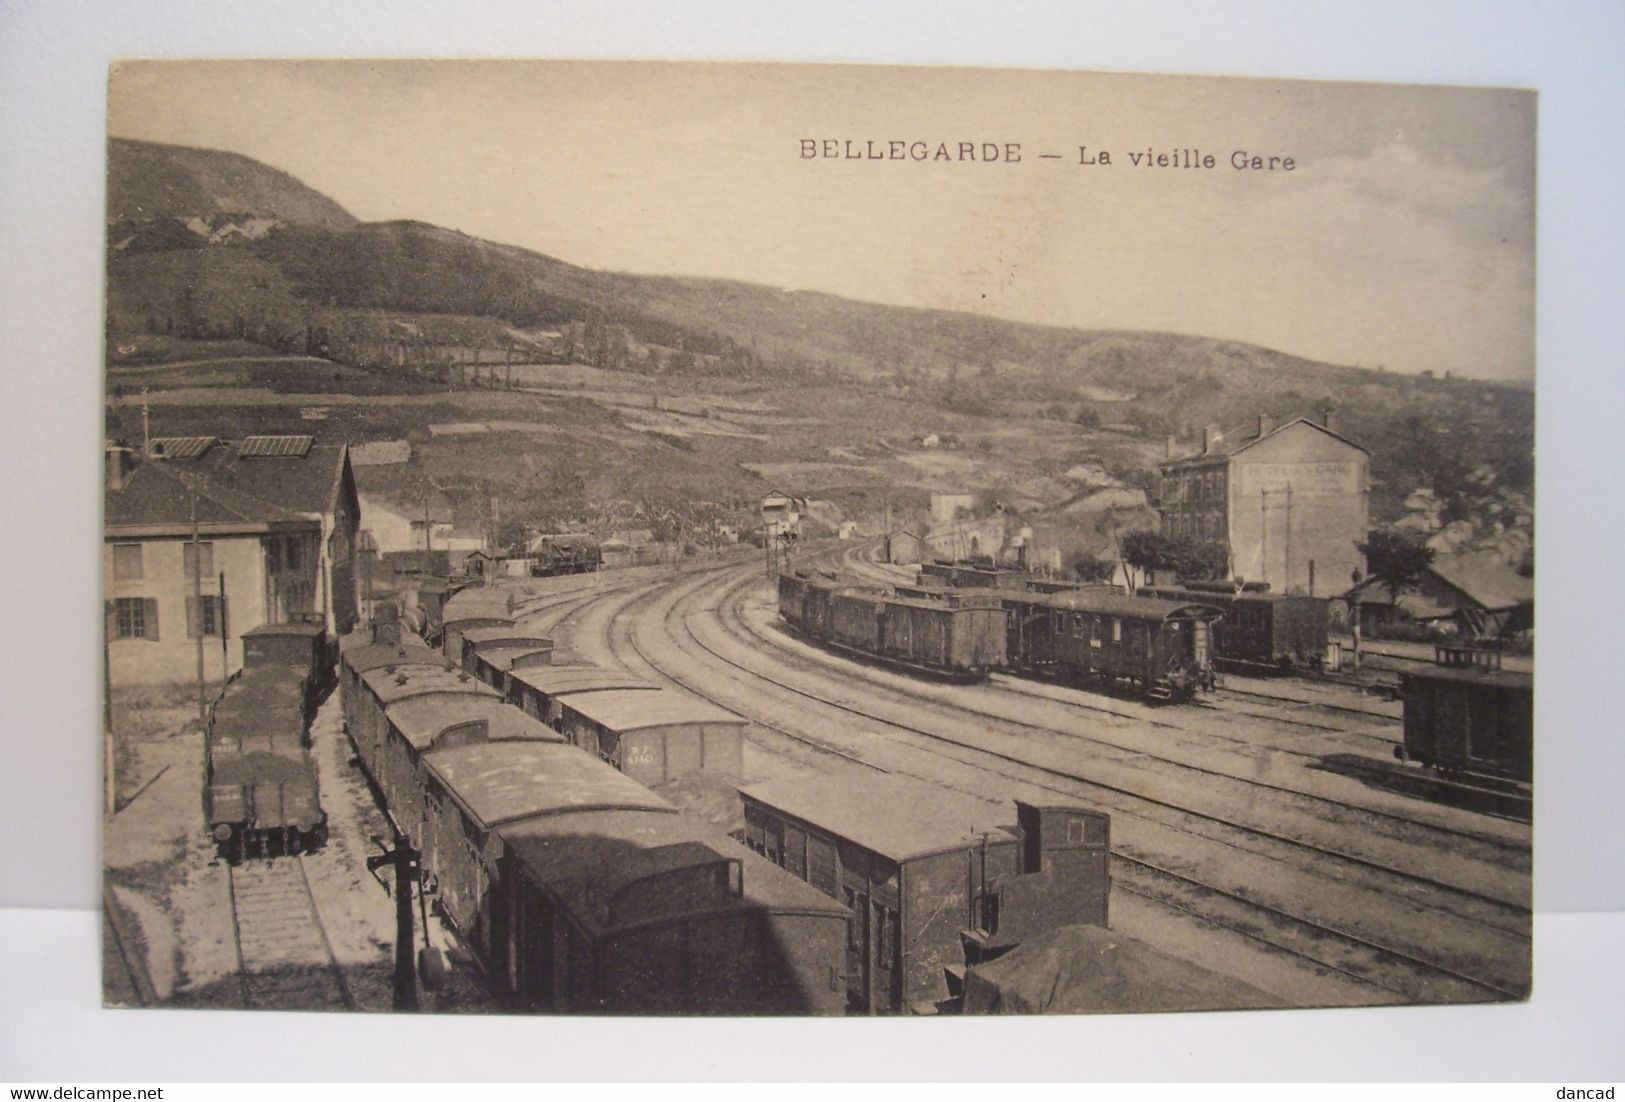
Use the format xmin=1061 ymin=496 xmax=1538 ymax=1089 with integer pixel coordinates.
xmin=843 ymin=885 xmax=870 ymax=1014
xmin=513 ymin=882 xmax=555 ymax=1009
xmin=1435 ymin=683 xmax=1470 ymax=768
xmin=1191 ymin=616 xmax=1211 ymax=670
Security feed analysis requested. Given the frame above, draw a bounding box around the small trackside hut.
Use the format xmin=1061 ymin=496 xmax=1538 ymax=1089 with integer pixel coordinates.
xmin=551 ymin=688 xmax=747 ymax=786
xmin=738 ymin=773 xmax=1111 ymax=1015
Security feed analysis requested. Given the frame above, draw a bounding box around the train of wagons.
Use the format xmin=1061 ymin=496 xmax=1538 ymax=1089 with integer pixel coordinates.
xmin=332 ymin=593 xmax=1117 ymax=1015
xmin=202 ymin=619 xmax=333 ymax=863
xmin=778 ymin=569 xmax=1226 ymax=703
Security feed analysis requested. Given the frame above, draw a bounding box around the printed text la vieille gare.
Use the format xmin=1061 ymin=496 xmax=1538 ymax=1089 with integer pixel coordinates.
xmin=799 ymin=139 xmax=1296 ymax=171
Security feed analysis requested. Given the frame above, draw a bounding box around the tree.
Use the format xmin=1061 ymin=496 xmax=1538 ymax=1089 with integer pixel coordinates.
xmin=1357 ymin=529 xmax=1436 ymax=603
xmin=1068 ymin=551 xmax=1116 ymax=583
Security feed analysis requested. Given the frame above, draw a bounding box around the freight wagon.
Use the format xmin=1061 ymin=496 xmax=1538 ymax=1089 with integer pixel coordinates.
xmin=459 ymin=625 xmax=555 ymax=688
xmin=739 ymin=773 xmax=1109 ymax=1014
xmin=551 ymin=687 xmax=747 ymax=786
xmin=506 ymin=664 xmax=658 ymax=727
xmin=1396 ymin=645 xmax=1533 ymax=784
xmin=204 ymin=620 xmax=334 ymax=863
xmin=779 ymin=572 xmax=1007 ymax=681
xmin=419 ymin=740 xmax=850 ymax=1014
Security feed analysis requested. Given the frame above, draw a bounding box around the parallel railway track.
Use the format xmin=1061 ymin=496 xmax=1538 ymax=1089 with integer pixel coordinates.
xmin=226 ymin=855 xmax=355 ymax=1011
xmin=581 ymin=552 xmax=1527 ymax=1003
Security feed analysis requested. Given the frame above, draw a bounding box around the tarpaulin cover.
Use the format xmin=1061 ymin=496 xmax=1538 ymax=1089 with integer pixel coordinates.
xmin=962 ymin=925 xmax=1277 ymax=1015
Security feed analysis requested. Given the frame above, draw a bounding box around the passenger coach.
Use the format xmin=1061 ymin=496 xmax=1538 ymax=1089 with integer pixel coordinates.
xmin=1003 ymin=589 xmax=1223 ymax=702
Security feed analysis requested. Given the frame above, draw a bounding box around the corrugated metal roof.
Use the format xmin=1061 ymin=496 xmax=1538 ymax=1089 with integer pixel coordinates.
xmin=384 ymin=695 xmax=563 ymax=750
xmin=238 ymin=434 xmax=315 ymax=459
xmin=562 ymin=688 xmax=744 ymax=731
xmin=507 ymin=664 xmax=656 ymax=697
xmin=741 ymin=773 xmax=1016 ymax=863
xmin=424 ymin=741 xmax=673 ymax=828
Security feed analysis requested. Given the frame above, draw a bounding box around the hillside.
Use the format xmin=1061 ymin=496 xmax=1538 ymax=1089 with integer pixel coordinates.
xmin=107 ymin=138 xmax=356 ymax=231
xmin=103 ymin=140 xmax=1534 ymax=551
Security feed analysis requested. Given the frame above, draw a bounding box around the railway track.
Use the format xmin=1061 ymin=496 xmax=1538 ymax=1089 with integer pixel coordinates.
xmin=731 ymin=568 xmax=1525 ymax=862
xmin=603 ymin=556 xmax=1529 ymax=1002
xmin=226 ymin=855 xmax=355 ymax=1011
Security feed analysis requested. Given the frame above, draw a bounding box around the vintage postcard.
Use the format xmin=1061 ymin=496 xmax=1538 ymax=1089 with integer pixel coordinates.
xmin=101 ymin=60 xmax=1533 ymax=1016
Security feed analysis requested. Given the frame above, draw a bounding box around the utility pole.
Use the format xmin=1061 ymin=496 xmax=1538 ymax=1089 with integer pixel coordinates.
xmin=141 ymin=389 xmax=150 ymax=458
xmin=367 ymin=838 xmax=420 ymax=1012
xmin=218 ymin=570 xmax=229 ymax=674
xmin=1254 ymin=490 xmax=1267 ymax=594
xmin=1283 ymin=484 xmax=1294 ymax=594
xmin=190 ymin=491 xmax=207 ymax=725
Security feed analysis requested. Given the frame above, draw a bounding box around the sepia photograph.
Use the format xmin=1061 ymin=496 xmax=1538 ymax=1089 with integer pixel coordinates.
xmin=96 ymin=59 xmax=1537 ymax=1020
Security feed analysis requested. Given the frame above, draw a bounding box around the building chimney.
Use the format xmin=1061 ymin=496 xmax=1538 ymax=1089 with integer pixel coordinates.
xmin=1256 ymin=412 xmax=1274 ymax=438
xmin=105 ymin=442 xmax=135 ymax=492
xmin=1202 ymin=423 xmax=1221 ymax=455
xmin=1322 ymin=405 xmax=1339 ymax=435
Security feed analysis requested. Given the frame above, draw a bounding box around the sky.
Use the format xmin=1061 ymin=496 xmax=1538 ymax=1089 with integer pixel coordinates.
xmin=108 ymin=60 xmax=1536 ymax=382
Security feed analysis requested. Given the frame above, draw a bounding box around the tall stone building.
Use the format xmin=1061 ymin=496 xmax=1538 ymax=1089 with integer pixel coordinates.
xmin=1157 ymin=409 xmax=1369 ymax=596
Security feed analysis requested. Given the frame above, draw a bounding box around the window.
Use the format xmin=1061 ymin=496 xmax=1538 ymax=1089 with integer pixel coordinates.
xmin=182 ymin=541 xmax=214 ymax=580
xmin=287 ymin=539 xmax=305 ymax=571
xmin=112 ymin=597 xmax=157 ymax=641
xmin=266 ymin=539 xmax=283 ymax=572
xmin=1090 ymin=616 xmax=1102 ymax=648
xmin=1067 ymin=817 xmax=1087 ymax=844
xmin=112 ymin=544 xmax=143 ymax=581
xmin=1111 ymin=617 xmax=1122 ymax=643
xmin=187 ymin=595 xmax=225 ymax=638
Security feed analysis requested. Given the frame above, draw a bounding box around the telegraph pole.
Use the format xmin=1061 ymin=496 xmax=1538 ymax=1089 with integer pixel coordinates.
xmin=367 ymin=839 xmax=420 ymax=1012
xmin=190 ymin=491 xmax=207 ymax=724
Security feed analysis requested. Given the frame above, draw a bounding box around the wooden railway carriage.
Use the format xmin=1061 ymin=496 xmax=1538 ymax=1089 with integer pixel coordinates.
xmin=419 ymin=742 xmax=849 ymax=1014
xmin=1003 ymin=590 xmax=1224 ymax=703
xmin=459 ymin=626 xmax=555 ymax=687
xmin=356 ymin=664 xmax=499 ymax=821
xmin=380 ymin=694 xmax=564 ymax=846
xmin=337 ymin=635 xmax=443 ymax=747
xmin=204 ymin=666 xmax=327 ymax=861
xmin=505 ymin=664 xmax=657 ymax=726
xmin=782 ymin=573 xmax=1007 ymax=681
xmin=440 ymin=587 xmax=518 ymax=661
xmin=879 ymin=593 xmax=1007 ymax=677
xmin=551 ymin=688 xmax=747 ymax=786
xmin=1397 ymin=647 xmax=1533 ymax=783
xmin=241 ymin=620 xmax=333 ymax=696
xmin=739 ymin=774 xmax=1110 ymax=1015
xmin=1139 ymin=584 xmax=1328 ymax=671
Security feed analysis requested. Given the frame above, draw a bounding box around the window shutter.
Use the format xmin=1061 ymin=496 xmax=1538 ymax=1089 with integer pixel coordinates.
xmin=143 ymin=598 xmax=159 ymax=641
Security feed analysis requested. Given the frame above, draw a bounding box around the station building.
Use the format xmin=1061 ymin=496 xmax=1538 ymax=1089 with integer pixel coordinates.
xmin=104 ymin=434 xmax=360 ymax=685
xmin=1157 ymin=410 xmax=1369 ymax=596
